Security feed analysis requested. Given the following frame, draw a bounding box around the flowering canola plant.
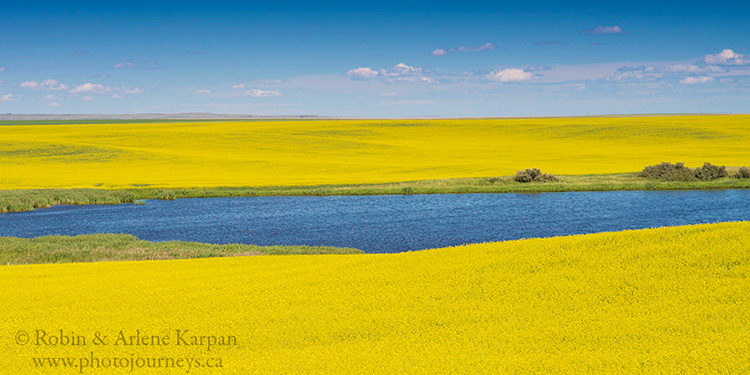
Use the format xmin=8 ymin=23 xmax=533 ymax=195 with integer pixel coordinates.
xmin=0 ymin=115 xmax=748 ymax=189
xmin=1 ymin=222 xmax=748 ymax=373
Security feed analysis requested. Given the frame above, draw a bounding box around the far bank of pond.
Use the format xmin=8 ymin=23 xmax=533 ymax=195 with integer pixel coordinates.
xmin=2 ymin=173 xmax=750 ymax=213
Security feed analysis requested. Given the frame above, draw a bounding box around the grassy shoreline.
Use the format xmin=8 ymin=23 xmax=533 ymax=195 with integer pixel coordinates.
xmin=0 ymin=233 xmax=362 ymax=265
xmin=2 ymin=172 xmax=750 ymax=213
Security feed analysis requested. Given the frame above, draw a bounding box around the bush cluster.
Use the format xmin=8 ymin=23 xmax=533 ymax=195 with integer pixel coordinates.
xmin=638 ymin=162 xmax=728 ymax=181
xmin=735 ymin=167 xmax=750 ymax=179
xmin=694 ymin=163 xmax=728 ymax=181
xmin=513 ymin=168 xmax=558 ymax=183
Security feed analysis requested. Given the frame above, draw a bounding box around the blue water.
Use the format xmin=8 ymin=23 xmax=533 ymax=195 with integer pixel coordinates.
xmin=0 ymin=190 xmax=748 ymax=253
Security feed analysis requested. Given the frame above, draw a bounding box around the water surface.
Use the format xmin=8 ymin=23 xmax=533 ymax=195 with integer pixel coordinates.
xmin=0 ymin=190 xmax=748 ymax=253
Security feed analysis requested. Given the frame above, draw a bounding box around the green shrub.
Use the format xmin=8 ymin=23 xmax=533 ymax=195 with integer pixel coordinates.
xmin=638 ymin=162 xmax=696 ymax=181
xmin=694 ymin=163 xmax=727 ymax=181
xmin=513 ymin=171 xmax=532 ymax=183
xmin=735 ymin=167 xmax=750 ymax=179
xmin=638 ymin=162 xmax=728 ymax=181
xmin=513 ymin=168 xmax=558 ymax=183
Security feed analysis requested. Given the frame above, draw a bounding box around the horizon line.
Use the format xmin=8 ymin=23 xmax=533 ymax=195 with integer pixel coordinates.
xmin=1 ymin=112 xmax=748 ymax=121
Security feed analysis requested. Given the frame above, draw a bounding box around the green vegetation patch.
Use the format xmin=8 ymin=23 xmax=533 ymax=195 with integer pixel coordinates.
xmin=735 ymin=167 xmax=750 ymax=179
xmin=638 ymin=162 xmax=728 ymax=181
xmin=0 ymin=233 xmax=362 ymax=265
xmin=0 ymin=189 xmax=136 ymax=213
xmin=512 ymin=168 xmax=558 ymax=183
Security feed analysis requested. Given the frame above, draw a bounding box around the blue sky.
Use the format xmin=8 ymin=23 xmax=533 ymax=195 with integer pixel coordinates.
xmin=1 ymin=1 xmax=749 ymax=117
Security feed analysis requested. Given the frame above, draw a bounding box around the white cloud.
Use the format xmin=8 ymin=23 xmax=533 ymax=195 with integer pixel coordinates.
xmin=346 ymin=67 xmax=379 ymax=79
xmin=704 ymin=49 xmax=747 ymax=66
xmin=1 ymin=94 xmax=16 ymax=101
xmin=431 ymin=42 xmax=495 ymax=56
xmin=392 ymin=63 xmax=420 ymax=75
xmin=381 ymin=92 xmax=397 ymax=96
xmin=606 ymin=66 xmax=660 ymax=81
xmin=111 ymin=94 xmax=123 ymax=99
xmin=606 ymin=62 xmax=729 ymax=83
xmin=70 ymin=83 xmax=111 ymax=94
xmin=582 ymin=25 xmax=625 ymax=35
xmin=387 ymin=63 xmax=433 ymax=82
xmin=346 ymin=63 xmax=433 ymax=83
xmin=43 ymin=94 xmax=56 ymax=100
xmin=124 ymin=87 xmax=142 ymax=95
xmin=232 ymin=84 xmax=246 ymax=89
xmin=49 ymin=101 xmax=60 ymax=107
xmin=602 ymin=60 xmax=741 ymax=84
xmin=487 ymin=68 xmax=534 ymax=82
xmin=112 ymin=60 xmax=161 ymax=70
xmin=459 ymin=42 xmax=495 ymax=52
xmin=0 ymin=67 xmax=5 ymax=72
xmin=245 ymin=89 xmax=283 ymax=97
xmin=680 ymin=76 xmax=714 ymax=84
xmin=82 ymin=96 xmax=94 ymax=101
xmin=195 ymin=89 xmax=212 ymax=94
xmin=20 ymin=79 xmax=68 ymax=90
xmin=664 ymin=64 xmax=705 ymax=73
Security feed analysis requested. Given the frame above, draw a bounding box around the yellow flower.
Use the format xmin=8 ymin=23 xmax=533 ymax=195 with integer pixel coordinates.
xmin=0 ymin=115 xmax=748 ymax=189
xmin=1 ymin=222 xmax=747 ymax=373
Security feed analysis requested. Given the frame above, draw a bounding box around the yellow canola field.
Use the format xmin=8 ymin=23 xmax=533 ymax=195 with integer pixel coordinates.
xmin=1 ymin=222 xmax=748 ymax=373
xmin=0 ymin=115 xmax=749 ymax=189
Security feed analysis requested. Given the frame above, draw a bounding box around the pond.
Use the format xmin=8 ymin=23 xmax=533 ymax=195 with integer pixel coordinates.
xmin=1 ymin=190 xmax=748 ymax=253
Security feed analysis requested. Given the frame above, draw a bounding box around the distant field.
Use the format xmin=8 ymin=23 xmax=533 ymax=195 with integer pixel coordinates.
xmin=1 ymin=222 xmax=747 ymax=372
xmin=0 ymin=115 xmax=748 ymax=189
